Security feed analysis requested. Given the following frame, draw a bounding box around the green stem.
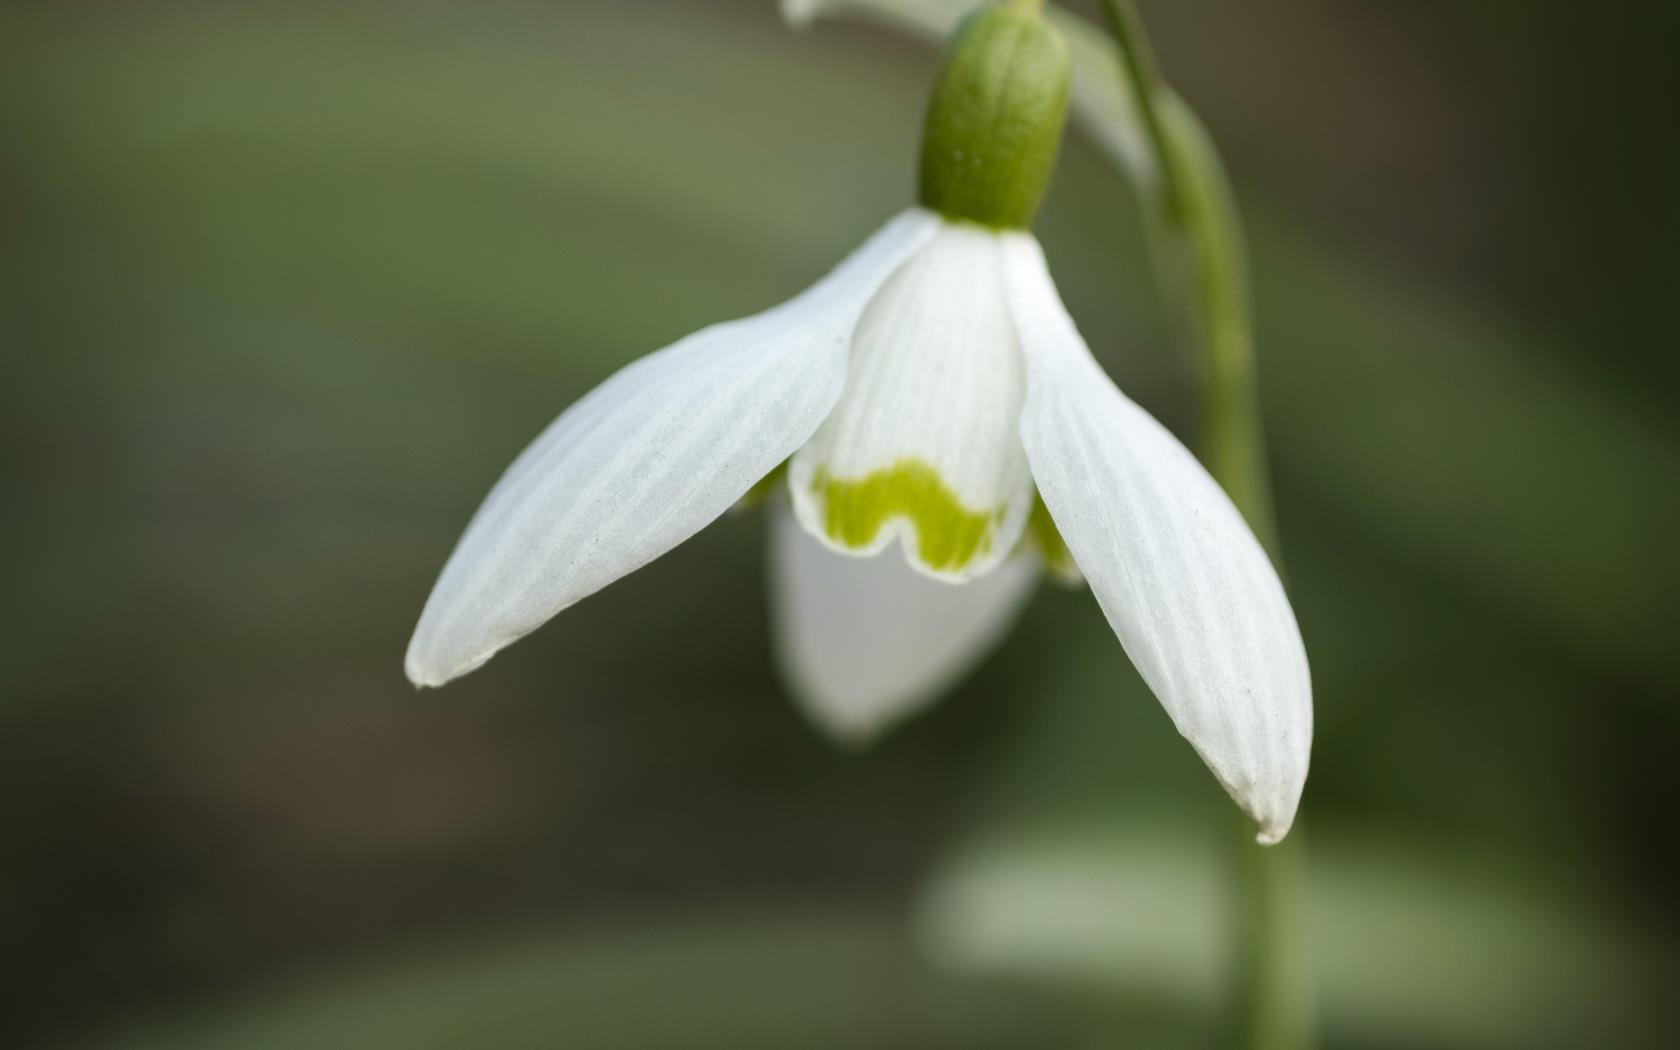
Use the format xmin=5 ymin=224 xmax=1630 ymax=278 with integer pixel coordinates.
xmin=1097 ymin=0 xmax=1189 ymax=227
xmin=1230 ymin=808 xmax=1313 ymax=1050
xmin=1152 ymin=91 xmax=1276 ymax=549
xmin=1096 ymin=4 xmax=1307 ymax=1049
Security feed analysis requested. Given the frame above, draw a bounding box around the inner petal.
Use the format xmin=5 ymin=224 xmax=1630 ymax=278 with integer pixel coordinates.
xmin=790 ymin=222 xmax=1033 ymax=581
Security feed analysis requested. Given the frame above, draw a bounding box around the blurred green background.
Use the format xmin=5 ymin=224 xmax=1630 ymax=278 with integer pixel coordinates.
xmin=3 ymin=1 xmax=1676 ymax=1047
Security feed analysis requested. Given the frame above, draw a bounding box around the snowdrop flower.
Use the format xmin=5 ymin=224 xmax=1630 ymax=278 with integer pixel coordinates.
xmin=405 ymin=0 xmax=1310 ymax=843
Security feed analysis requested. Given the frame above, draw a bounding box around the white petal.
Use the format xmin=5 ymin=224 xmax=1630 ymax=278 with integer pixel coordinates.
xmin=1004 ymin=235 xmax=1312 ymax=844
xmin=768 ymin=504 xmax=1038 ymax=745
xmin=790 ymin=221 xmax=1035 ymax=582
xmin=405 ymin=209 xmax=942 ymax=687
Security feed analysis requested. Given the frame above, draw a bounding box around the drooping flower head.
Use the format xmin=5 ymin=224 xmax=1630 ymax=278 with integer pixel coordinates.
xmin=406 ymin=0 xmax=1311 ymax=844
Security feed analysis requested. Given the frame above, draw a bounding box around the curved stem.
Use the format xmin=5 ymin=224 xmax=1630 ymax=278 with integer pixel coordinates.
xmin=1096 ymin=4 xmax=1308 ymax=1049
xmin=1152 ymin=90 xmax=1276 ymax=548
xmin=1097 ymin=0 xmax=1187 ymax=226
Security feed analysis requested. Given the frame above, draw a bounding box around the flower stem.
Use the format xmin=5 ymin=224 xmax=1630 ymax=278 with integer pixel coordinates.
xmin=1097 ymin=0 xmax=1187 ymax=226
xmin=1151 ymin=90 xmax=1277 ymax=550
xmin=1096 ymin=3 xmax=1310 ymax=1048
xmin=1230 ymin=805 xmax=1314 ymax=1050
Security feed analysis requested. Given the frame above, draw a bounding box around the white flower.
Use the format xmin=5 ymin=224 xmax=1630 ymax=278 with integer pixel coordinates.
xmin=405 ymin=209 xmax=1312 ymax=843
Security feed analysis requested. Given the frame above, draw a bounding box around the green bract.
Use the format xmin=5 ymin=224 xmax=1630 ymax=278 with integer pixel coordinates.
xmin=918 ymin=0 xmax=1071 ymax=230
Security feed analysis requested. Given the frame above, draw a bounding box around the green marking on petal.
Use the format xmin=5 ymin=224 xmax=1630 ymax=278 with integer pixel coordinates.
xmin=812 ymin=458 xmax=1000 ymax=573
xmin=1028 ymin=491 xmax=1081 ymax=582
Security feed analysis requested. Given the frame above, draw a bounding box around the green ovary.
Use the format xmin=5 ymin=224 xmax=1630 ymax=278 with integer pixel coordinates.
xmin=813 ymin=459 xmax=1002 ymax=573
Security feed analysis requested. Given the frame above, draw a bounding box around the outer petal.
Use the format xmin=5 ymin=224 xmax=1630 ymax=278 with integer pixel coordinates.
xmin=405 ymin=209 xmax=941 ymax=687
xmin=769 ymin=504 xmax=1038 ymax=744
xmin=791 ymin=221 xmax=1035 ymax=582
xmin=1004 ymin=235 xmax=1312 ymax=844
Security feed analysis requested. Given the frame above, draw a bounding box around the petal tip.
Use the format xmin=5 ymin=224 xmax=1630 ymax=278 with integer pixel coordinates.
xmin=403 ymin=652 xmax=446 ymax=690
xmin=1249 ymin=793 xmax=1301 ymax=846
xmin=782 ymin=677 xmax=902 ymax=749
xmin=403 ymin=634 xmax=498 ymax=691
xmin=824 ymin=719 xmax=890 ymax=753
xmin=404 ymin=669 xmax=440 ymax=691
